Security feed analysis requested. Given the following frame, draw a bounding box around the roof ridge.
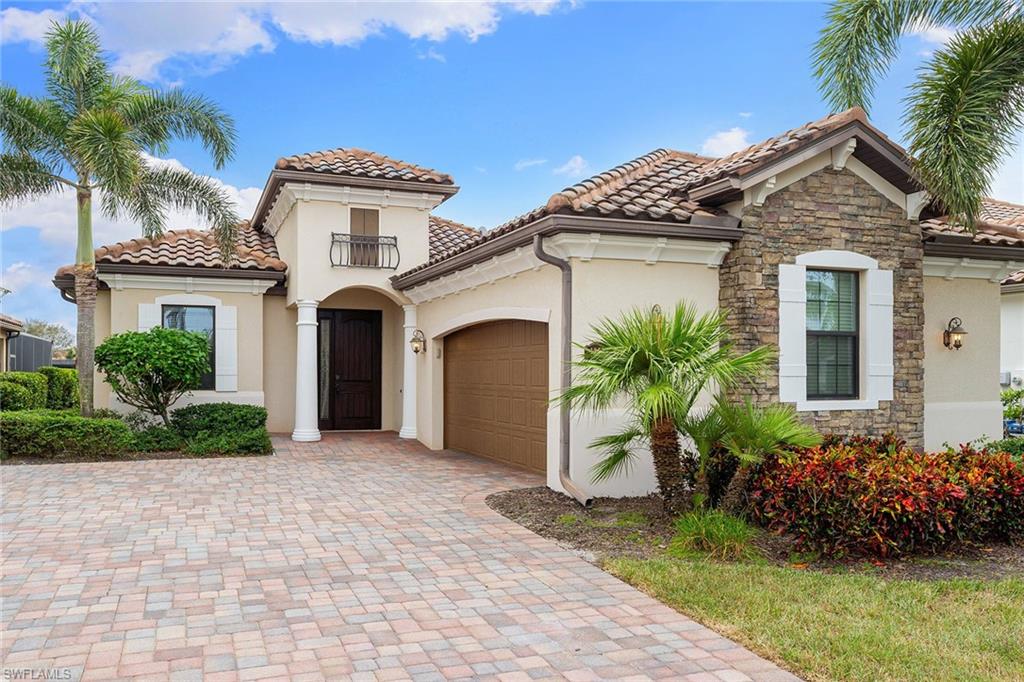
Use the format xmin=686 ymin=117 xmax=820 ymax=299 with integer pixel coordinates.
xmin=430 ymin=215 xmax=480 ymax=234
xmin=545 ymin=148 xmax=677 ymax=212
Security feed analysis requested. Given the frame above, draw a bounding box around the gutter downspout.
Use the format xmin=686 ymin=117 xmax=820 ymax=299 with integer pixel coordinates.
xmin=533 ymin=234 xmax=593 ymax=507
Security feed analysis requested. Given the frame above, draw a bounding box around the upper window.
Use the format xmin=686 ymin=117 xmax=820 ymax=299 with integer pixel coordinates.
xmin=162 ymin=305 xmax=215 ymax=390
xmin=350 ymin=208 xmax=380 ymax=267
xmin=805 ymin=269 xmax=858 ymax=399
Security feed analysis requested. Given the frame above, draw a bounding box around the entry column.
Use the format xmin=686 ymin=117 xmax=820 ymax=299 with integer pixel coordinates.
xmin=292 ymin=299 xmax=322 ymax=442
xmin=399 ymin=304 xmax=418 ymax=439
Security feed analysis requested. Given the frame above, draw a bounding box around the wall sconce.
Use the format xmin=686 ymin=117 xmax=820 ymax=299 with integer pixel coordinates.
xmin=409 ymin=329 xmax=426 ymax=354
xmin=943 ymin=317 xmax=967 ymax=350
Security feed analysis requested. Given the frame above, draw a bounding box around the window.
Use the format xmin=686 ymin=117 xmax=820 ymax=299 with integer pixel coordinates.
xmin=350 ymin=208 xmax=380 ymax=267
xmin=805 ymin=270 xmax=858 ymax=399
xmin=162 ymin=305 xmax=215 ymax=390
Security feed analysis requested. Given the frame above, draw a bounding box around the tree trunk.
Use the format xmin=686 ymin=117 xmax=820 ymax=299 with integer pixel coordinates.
xmin=650 ymin=416 xmax=687 ymax=514
xmin=721 ymin=465 xmax=751 ymax=516
xmin=75 ymin=189 xmax=96 ymax=417
xmin=693 ymin=466 xmax=711 ymax=509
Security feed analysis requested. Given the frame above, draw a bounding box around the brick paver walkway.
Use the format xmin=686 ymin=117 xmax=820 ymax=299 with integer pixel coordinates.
xmin=2 ymin=433 xmax=797 ymax=681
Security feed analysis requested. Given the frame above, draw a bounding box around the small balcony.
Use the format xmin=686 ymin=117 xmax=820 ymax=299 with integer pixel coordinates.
xmin=330 ymin=233 xmax=400 ymax=270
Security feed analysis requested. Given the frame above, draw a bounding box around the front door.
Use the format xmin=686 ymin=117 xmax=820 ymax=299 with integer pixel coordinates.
xmin=317 ymin=309 xmax=382 ymax=430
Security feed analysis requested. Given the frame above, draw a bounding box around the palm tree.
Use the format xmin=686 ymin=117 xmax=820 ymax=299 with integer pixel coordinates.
xmin=557 ymin=303 xmax=771 ymax=512
xmin=813 ymin=0 xmax=1024 ymax=228
xmin=0 ymin=20 xmax=239 ymax=415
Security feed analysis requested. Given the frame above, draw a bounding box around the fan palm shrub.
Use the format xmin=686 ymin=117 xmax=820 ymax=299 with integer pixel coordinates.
xmin=0 ymin=20 xmax=239 ymax=415
xmin=557 ymin=303 xmax=770 ymax=512
xmin=813 ymin=0 xmax=1024 ymax=229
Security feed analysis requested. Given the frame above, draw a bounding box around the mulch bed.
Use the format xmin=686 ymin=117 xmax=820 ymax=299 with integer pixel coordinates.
xmin=486 ymin=486 xmax=1024 ymax=581
xmin=1 ymin=451 xmax=272 ymax=465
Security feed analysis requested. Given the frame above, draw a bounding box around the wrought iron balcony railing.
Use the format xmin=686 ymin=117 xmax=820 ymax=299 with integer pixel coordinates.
xmin=329 ymin=233 xmax=400 ymax=270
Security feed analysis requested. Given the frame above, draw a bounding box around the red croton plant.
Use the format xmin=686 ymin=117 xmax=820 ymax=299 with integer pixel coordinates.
xmin=751 ymin=434 xmax=1024 ymax=558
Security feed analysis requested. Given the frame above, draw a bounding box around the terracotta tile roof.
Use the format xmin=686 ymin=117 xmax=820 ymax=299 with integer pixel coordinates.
xmin=0 ymin=314 xmax=23 ymax=332
xmin=55 ymin=222 xmax=286 ymax=277
xmin=921 ymin=198 xmax=1024 ymax=249
xmin=1005 ymin=270 xmax=1024 ymax=286
xmin=428 ymin=216 xmax=479 ymax=260
xmin=275 ymin=148 xmax=454 ymax=185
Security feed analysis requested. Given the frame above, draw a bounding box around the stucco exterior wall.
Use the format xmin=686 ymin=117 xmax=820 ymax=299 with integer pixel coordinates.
xmin=94 ymin=290 xmax=112 ymax=409
xmin=1002 ymin=288 xmax=1024 ymax=387
xmin=720 ymin=165 xmax=926 ymax=447
xmin=923 ymin=277 xmax=1003 ymax=448
xmin=263 ymin=295 xmax=296 ymax=433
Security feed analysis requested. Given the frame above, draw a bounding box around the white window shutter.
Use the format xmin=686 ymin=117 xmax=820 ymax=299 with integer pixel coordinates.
xmin=865 ymin=268 xmax=894 ymax=401
xmin=777 ymin=263 xmax=807 ymax=403
xmin=215 ymin=305 xmax=238 ymax=392
xmin=138 ymin=303 xmax=160 ymax=331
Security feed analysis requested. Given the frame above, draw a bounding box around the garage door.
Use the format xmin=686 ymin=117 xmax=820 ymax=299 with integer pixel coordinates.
xmin=444 ymin=320 xmax=548 ymax=473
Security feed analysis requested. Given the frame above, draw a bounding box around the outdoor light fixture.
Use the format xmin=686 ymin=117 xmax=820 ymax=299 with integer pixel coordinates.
xmin=943 ymin=317 xmax=967 ymax=350
xmin=410 ymin=329 xmax=426 ymax=354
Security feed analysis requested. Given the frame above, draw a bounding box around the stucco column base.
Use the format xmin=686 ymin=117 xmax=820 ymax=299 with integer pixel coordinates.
xmin=291 ymin=429 xmax=322 ymax=442
xmin=292 ymin=299 xmax=322 ymax=443
xmin=398 ymin=426 xmax=417 ymax=439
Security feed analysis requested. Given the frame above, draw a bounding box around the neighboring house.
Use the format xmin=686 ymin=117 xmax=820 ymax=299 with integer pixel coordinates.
xmin=54 ymin=108 xmax=1024 ymax=499
xmin=7 ymin=333 xmax=54 ymax=372
xmin=1003 ymin=269 xmax=1024 ymax=389
xmin=0 ymin=314 xmax=24 ymax=372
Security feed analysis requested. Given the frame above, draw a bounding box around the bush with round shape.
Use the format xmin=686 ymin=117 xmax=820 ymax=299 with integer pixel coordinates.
xmin=95 ymin=328 xmax=210 ymax=425
xmin=0 ymin=371 xmax=47 ymax=409
xmin=37 ymin=367 xmax=79 ymax=409
xmin=0 ymin=410 xmax=133 ymax=458
xmin=0 ymin=382 xmax=33 ymax=411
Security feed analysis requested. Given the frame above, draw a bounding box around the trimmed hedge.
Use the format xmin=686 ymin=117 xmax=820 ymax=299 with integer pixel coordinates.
xmin=751 ymin=436 xmax=1024 ymax=557
xmin=0 ymin=410 xmax=134 ymax=458
xmin=184 ymin=428 xmax=273 ymax=455
xmin=0 ymin=372 xmax=47 ymax=410
xmin=133 ymin=425 xmax=184 ymax=452
xmin=170 ymin=403 xmax=268 ymax=439
xmin=0 ymin=382 xmax=33 ymax=411
xmin=37 ymin=367 xmax=79 ymax=409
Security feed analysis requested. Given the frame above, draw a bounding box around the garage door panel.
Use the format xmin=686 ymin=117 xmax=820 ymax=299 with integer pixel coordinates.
xmin=444 ymin=320 xmax=547 ymax=474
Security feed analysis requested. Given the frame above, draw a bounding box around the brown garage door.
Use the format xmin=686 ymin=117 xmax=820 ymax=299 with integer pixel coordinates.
xmin=444 ymin=320 xmax=548 ymax=473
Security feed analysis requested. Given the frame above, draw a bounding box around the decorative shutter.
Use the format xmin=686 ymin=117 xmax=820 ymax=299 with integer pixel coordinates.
xmin=215 ymin=305 xmax=238 ymax=392
xmin=777 ymin=263 xmax=807 ymax=403
xmin=865 ymin=268 xmax=894 ymax=401
xmin=138 ymin=303 xmax=160 ymax=331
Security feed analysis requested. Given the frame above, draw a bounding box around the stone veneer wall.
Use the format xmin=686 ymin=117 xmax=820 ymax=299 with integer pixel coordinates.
xmin=718 ymin=166 xmax=925 ymax=447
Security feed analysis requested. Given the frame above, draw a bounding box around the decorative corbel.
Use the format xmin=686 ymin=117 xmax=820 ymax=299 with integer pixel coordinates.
xmin=830 ymin=138 xmax=857 ymax=170
xmin=906 ymin=191 xmax=930 ymax=221
xmin=750 ymin=176 xmax=777 ymax=207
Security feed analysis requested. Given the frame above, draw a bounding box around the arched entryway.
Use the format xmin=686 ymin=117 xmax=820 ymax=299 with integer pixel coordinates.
xmin=443 ymin=319 xmax=548 ymax=473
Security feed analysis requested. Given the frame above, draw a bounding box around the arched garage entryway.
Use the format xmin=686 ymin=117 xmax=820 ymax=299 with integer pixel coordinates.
xmin=443 ymin=319 xmax=548 ymax=474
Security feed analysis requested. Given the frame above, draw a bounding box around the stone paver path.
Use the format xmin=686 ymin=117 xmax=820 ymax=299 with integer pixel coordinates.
xmin=2 ymin=433 xmax=797 ymax=681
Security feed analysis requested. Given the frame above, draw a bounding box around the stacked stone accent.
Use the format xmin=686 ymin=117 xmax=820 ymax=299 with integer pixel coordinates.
xmin=719 ymin=167 xmax=925 ymax=447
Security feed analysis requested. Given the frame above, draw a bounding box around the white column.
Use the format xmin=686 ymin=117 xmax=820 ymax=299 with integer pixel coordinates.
xmin=292 ymin=299 xmax=321 ymax=442
xmin=399 ymin=304 xmax=418 ymax=439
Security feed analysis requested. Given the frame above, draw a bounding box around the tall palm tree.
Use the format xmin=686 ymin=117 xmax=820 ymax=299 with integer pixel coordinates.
xmin=813 ymin=0 xmax=1024 ymax=228
xmin=557 ymin=303 xmax=770 ymax=512
xmin=0 ymin=20 xmax=239 ymax=415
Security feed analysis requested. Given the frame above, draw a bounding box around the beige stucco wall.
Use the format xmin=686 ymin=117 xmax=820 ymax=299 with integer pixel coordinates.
xmin=923 ymin=276 xmax=1003 ymax=449
xmin=263 ymin=295 xmax=296 ymax=433
xmin=93 ymin=290 xmax=112 ymax=409
xmin=1002 ymin=288 xmax=1024 ymax=386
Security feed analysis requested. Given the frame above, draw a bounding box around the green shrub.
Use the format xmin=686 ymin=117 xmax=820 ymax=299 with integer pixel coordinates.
xmin=37 ymin=367 xmax=79 ymax=409
xmin=0 ymin=411 xmax=133 ymax=458
xmin=1002 ymin=388 xmax=1024 ymax=421
xmin=0 ymin=372 xmax=47 ymax=409
xmin=0 ymin=382 xmax=33 ymax=411
xmin=95 ymin=327 xmax=210 ymax=424
xmin=170 ymin=403 xmax=268 ymax=439
xmin=133 ymin=425 xmax=184 ymax=452
xmin=668 ymin=510 xmax=760 ymax=561
xmin=987 ymin=437 xmax=1024 ymax=459
xmin=183 ymin=428 xmax=272 ymax=455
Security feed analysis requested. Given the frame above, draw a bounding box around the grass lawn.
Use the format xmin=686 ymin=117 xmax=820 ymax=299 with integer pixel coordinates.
xmin=606 ymin=556 xmax=1024 ymax=682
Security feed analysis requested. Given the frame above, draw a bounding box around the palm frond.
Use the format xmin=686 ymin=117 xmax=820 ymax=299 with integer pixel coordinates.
xmin=67 ymin=109 xmax=142 ymax=193
xmin=589 ymin=426 xmax=645 ymax=483
xmin=121 ymin=89 xmax=237 ymax=168
xmin=716 ymin=399 xmax=822 ymax=465
xmin=44 ymin=19 xmax=111 ymax=115
xmin=0 ymin=153 xmax=66 ymax=205
xmin=905 ymin=18 xmax=1024 ymax=227
xmin=812 ymin=0 xmax=1014 ymax=111
xmin=0 ymin=87 xmax=70 ymax=170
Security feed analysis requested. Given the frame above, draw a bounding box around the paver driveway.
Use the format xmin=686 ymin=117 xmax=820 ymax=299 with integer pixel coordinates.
xmin=2 ymin=433 xmax=797 ymax=681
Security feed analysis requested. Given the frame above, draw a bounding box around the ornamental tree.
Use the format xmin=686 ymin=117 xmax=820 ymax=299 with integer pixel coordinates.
xmin=95 ymin=327 xmax=210 ymax=425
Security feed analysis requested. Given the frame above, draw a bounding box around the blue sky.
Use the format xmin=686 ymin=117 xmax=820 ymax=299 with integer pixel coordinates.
xmin=2 ymin=1 xmax=1022 ymax=332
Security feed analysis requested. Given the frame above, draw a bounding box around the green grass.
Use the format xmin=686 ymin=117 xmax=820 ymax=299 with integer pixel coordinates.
xmin=668 ymin=509 xmax=760 ymax=561
xmin=614 ymin=511 xmax=648 ymax=527
xmin=606 ymin=556 xmax=1024 ymax=682
xmin=556 ymin=513 xmax=580 ymax=526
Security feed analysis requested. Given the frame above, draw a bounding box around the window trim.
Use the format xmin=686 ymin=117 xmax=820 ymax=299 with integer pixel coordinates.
xmin=805 ymin=269 xmax=859 ymax=400
xmin=161 ymin=304 xmax=216 ymax=390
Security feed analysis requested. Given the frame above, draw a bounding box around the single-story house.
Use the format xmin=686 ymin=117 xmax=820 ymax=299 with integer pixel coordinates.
xmin=1003 ymin=268 xmax=1024 ymax=389
xmin=55 ymin=108 xmax=1024 ymax=500
xmin=0 ymin=314 xmax=24 ymax=372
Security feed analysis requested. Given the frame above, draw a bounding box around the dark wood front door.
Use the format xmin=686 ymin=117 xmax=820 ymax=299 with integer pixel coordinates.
xmin=318 ymin=309 xmax=382 ymax=430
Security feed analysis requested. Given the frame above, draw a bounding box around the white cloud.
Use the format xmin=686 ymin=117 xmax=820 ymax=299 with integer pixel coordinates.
xmin=990 ymin=132 xmax=1024 ymax=204
xmin=701 ymin=127 xmax=752 ymax=157
xmin=2 ymin=2 xmax=569 ymax=82
xmin=1 ymin=154 xmax=262 ymax=248
xmin=417 ymin=47 xmax=446 ymax=63
xmin=514 ymin=158 xmax=547 ymax=171
xmin=0 ymin=262 xmax=52 ymax=295
xmin=911 ymin=24 xmax=956 ymax=46
xmin=552 ymin=155 xmax=590 ymax=178
xmin=738 ymin=111 xmax=753 ymax=119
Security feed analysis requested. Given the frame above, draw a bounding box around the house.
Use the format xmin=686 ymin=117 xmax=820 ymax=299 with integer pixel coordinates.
xmin=0 ymin=314 xmax=24 ymax=372
xmin=54 ymin=108 xmax=1024 ymax=499
xmin=1003 ymin=268 xmax=1024 ymax=389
